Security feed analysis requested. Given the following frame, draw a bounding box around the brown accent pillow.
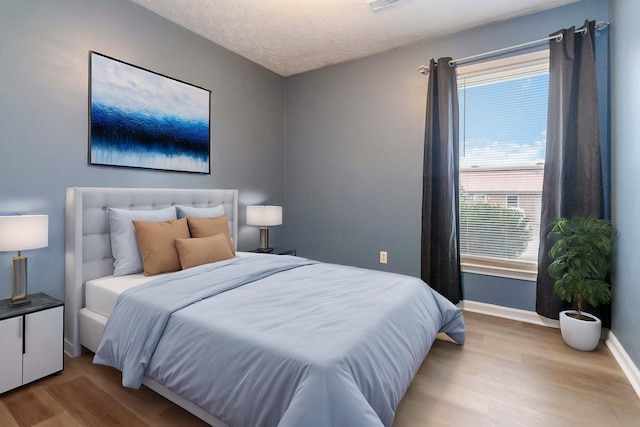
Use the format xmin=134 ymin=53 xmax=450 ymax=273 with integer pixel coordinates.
xmin=186 ymin=215 xmax=235 ymax=255
xmin=133 ymin=217 xmax=191 ymax=276
xmin=175 ymin=233 xmax=234 ymax=269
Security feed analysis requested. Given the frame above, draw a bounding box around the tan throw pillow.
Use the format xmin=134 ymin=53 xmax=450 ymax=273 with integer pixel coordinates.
xmin=175 ymin=233 xmax=234 ymax=269
xmin=133 ymin=217 xmax=191 ymax=276
xmin=186 ymin=215 xmax=235 ymax=255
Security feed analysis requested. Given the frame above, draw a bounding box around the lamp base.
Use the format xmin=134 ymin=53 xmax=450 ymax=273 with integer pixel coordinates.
xmin=256 ymin=247 xmax=274 ymax=253
xmin=7 ymin=298 xmax=31 ymax=308
xmin=258 ymin=227 xmax=271 ymax=252
xmin=11 ymin=255 xmax=29 ymax=305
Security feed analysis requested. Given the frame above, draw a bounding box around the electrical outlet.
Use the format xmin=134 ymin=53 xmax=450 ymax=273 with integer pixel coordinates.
xmin=379 ymin=251 xmax=388 ymax=264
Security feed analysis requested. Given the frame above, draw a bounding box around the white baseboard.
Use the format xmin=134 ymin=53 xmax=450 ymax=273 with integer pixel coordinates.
xmin=605 ymin=332 xmax=640 ymax=399
xmin=460 ymin=300 xmax=560 ymax=328
xmin=64 ymin=338 xmax=74 ymax=358
xmin=461 ymin=300 xmax=640 ymax=400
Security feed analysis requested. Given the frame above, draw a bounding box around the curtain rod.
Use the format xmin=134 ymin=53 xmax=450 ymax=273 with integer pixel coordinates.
xmin=417 ymin=21 xmax=609 ymax=75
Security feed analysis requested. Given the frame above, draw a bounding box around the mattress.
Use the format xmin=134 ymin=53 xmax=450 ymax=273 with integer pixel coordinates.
xmin=85 ymin=274 xmax=157 ymax=317
xmin=85 ymin=252 xmax=252 ymax=318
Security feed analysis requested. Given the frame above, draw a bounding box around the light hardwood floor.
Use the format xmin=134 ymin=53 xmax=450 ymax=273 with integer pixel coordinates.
xmin=1 ymin=311 xmax=639 ymax=426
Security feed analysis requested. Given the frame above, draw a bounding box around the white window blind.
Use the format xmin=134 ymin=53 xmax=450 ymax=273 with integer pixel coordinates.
xmin=458 ymin=52 xmax=549 ymax=269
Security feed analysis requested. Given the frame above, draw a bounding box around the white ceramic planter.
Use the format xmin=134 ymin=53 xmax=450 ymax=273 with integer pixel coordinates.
xmin=559 ymin=310 xmax=602 ymax=351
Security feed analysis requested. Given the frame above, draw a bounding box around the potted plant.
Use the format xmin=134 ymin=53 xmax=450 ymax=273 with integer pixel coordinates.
xmin=547 ymin=215 xmax=616 ymax=351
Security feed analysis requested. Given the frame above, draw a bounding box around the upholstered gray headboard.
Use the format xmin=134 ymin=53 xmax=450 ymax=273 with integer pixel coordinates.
xmin=64 ymin=187 xmax=238 ymax=357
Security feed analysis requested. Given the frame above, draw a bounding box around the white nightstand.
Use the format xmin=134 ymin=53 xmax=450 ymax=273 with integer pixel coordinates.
xmin=0 ymin=292 xmax=64 ymax=394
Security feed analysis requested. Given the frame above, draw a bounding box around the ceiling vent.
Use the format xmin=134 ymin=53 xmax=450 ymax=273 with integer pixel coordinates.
xmin=367 ymin=0 xmax=403 ymax=12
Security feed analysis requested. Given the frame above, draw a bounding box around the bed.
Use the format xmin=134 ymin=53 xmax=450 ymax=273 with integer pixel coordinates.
xmin=64 ymin=187 xmax=465 ymax=427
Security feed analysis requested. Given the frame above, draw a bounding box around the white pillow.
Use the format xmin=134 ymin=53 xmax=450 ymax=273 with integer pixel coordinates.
xmin=108 ymin=206 xmax=177 ymax=276
xmin=175 ymin=204 xmax=225 ymax=219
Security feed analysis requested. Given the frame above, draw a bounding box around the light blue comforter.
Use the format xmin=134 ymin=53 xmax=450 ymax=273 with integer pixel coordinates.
xmin=95 ymin=254 xmax=465 ymax=427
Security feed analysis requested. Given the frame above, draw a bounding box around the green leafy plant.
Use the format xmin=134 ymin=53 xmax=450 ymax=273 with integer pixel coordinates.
xmin=547 ymin=216 xmax=616 ymax=320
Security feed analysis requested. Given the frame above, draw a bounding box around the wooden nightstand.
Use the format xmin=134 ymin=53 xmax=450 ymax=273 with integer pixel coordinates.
xmin=0 ymin=292 xmax=64 ymax=394
xmin=249 ymin=248 xmax=297 ymax=256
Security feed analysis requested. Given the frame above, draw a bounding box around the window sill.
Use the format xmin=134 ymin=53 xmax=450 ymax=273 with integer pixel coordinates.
xmin=461 ymin=260 xmax=537 ymax=282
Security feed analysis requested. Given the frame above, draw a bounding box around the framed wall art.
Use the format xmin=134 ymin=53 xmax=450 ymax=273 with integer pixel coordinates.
xmin=89 ymin=52 xmax=211 ymax=174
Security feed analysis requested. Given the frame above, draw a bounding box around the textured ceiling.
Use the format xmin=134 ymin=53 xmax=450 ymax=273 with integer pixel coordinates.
xmin=129 ymin=0 xmax=578 ymax=77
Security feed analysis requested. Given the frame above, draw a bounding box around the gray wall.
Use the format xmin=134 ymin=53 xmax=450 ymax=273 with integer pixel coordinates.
xmin=0 ymin=0 xmax=285 ymax=301
xmin=284 ymin=0 xmax=608 ymax=309
xmin=611 ymin=0 xmax=640 ymax=371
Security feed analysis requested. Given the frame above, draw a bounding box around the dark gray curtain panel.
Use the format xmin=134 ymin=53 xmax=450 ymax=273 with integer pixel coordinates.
xmin=536 ymin=21 xmax=606 ymax=322
xmin=421 ymin=58 xmax=462 ymax=303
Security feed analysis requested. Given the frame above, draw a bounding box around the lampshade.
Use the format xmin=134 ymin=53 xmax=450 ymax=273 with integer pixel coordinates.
xmin=0 ymin=215 xmax=49 ymax=251
xmin=246 ymin=206 xmax=282 ymax=227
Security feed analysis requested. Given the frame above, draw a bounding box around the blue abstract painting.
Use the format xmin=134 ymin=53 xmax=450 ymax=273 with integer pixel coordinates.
xmin=90 ymin=52 xmax=210 ymax=173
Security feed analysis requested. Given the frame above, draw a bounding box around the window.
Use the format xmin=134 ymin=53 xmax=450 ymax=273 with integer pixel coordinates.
xmin=457 ymin=51 xmax=548 ymax=279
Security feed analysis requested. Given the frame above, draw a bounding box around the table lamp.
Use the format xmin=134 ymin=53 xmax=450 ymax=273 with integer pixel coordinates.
xmin=0 ymin=215 xmax=48 ymax=306
xmin=246 ymin=206 xmax=282 ymax=252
